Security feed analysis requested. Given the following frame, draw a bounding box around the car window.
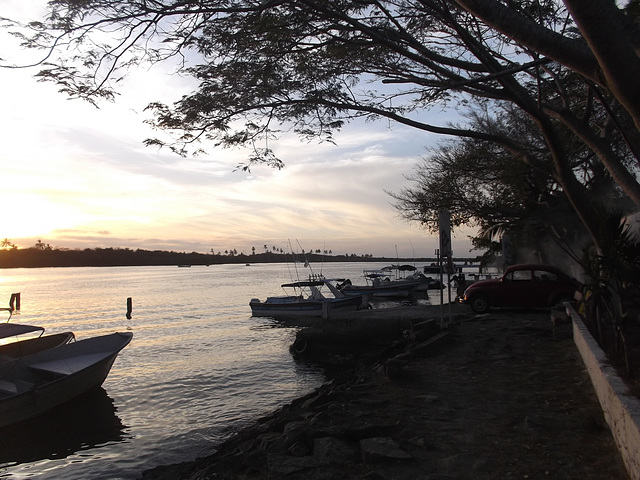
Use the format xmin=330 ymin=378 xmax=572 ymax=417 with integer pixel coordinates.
xmin=511 ymin=270 xmax=532 ymax=281
xmin=534 ymin=270 xmax=558 ymax=282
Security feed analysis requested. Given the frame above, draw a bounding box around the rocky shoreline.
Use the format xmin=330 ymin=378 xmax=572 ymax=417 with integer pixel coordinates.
xmin=141 ymin=306 xmax=629 ymax=480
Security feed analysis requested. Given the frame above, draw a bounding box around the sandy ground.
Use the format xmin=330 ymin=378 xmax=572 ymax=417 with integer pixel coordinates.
xmin=141 ymin=306 xmax=630 ymax=479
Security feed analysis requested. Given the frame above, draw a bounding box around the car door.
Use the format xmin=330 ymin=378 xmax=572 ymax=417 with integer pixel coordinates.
xmin=530 ymin=268 xmax=563 ymax=306
xmin=498 ymin=268 xmax=533 ymax=307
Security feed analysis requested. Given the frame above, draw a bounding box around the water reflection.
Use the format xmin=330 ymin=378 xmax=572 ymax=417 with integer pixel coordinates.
xmin=0 ymin=388 xmax=129 ymax=466
xmin=251 ymin=316 xmax=320 ymax=329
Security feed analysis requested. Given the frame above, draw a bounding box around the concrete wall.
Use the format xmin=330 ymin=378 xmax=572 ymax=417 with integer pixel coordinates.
xmin=569 ymin=304 xmax=640 ymax=480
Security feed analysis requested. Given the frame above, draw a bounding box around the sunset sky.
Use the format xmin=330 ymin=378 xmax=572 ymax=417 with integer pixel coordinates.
xmin=0 ymin=2 xmax=478 ymax=259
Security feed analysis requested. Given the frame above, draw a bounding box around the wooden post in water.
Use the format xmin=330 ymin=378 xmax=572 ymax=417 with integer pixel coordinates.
xmin=9 ymin=293 xmax=20 ymax=311
xmin=126 ymin=297 xmax=132 ymax=319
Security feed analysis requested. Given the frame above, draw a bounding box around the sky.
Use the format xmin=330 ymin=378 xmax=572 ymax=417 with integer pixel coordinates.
xmin=0 ymin=3 xmax=478 ymax=259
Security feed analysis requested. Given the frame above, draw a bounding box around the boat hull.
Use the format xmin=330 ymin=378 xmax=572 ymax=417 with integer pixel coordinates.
xmin=340 ymin=281 xmax=423 ymax=298
xmin=0 ymin=332 xmax=132 ymax=428
xmin=250 ymin=295 xmax=367 ymax=319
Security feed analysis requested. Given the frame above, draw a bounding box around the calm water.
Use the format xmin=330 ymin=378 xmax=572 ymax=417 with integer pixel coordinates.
xmin=0 ymin=262 xmax=449 ymax=479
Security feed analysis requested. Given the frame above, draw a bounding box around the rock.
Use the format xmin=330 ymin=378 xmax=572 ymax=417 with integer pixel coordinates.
xmin=274 ymin=420 xmax=313 ymax=456
xmin=327 ymin=421 xmax=396 ymax=441
xmin=437 ymin=453 xmax=491 ymax=474
xmin=259 ymin=432 xmax=286 ymax=453
xmin=384 ymin=358 xmax=405 ymax=380
xmin=416 ymin=394 xmax=440 ymax=403
xmin=313 ymin=436 xmax=358 ymax=463
xmin=266 ymin=454 xmax=320 ymax=475
xmin=412 ymin=330 xmax=451 ymax=356
xmin=360 ymin=437 xmax=413 ymax=464
xmin=288 ymin=440 xmax=312 ymax=457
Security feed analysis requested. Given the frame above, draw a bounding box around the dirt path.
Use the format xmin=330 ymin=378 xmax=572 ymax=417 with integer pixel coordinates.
xmin=142 ymin=310 xmax=629 ymax=479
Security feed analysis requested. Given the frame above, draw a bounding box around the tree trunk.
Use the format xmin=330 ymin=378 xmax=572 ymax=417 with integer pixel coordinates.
xmin=536 ymin=116 xmax=604 ymax=250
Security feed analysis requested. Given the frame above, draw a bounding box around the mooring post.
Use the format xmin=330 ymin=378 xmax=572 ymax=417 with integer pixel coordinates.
xmin=9 ymin=293 xmax=20 ymax=311
xmin=126 ymin=297 xmax=132 ymax=319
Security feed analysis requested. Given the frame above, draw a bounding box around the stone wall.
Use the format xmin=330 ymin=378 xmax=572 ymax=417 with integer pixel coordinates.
xmin=569 ymin=304 xmax=640 ymax=480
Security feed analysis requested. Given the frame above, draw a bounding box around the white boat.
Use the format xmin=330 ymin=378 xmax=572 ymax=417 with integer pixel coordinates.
xmin=0 ymin=323 xmax=75 ymax=365
xmin=250 ymin=278 xmax=370 ymax=319
xmin=0 ymin=331 xmax=133 ymax=427
xmin=336 ymin=265 xmax=431 ymax=298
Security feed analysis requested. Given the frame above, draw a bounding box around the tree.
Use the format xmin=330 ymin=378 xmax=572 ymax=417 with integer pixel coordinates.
xmin=3 ymin=0 xmax=639 ymax=248
xmin=390 ymin=99 xmax=633 ymax=263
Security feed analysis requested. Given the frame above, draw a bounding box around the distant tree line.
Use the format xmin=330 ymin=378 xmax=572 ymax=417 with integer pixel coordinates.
xmin=215 ymin=244 xmax=361 ymax=258
xmin=0 ymin=243 xmax=474 ymax=269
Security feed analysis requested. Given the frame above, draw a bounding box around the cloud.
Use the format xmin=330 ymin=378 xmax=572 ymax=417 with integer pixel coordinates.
xmin=0 ymin=2 xmax=477 ymax=259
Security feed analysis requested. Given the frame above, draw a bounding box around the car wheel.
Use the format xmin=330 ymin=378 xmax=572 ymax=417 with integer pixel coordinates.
xmin=469 ymin=294 xmax=489 ymax=313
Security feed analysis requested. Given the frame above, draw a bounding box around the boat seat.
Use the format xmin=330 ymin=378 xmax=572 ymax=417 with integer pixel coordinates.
xmin=0 ymin=378 xmax=35 ymax=395
xmin=28 ymin=353 xmax=108 ymax=376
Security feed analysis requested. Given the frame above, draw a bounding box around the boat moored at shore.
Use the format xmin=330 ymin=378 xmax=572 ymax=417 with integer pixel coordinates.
xmin=250 ymin=278 xmax=370 ymax=319
xmin=0 ymin=331 xmax=133 ymax=427
xmin=336 ymin=265 xmax=431 ymax=298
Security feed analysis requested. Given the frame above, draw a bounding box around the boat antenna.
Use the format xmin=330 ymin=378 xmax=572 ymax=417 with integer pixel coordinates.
xmin=296 ymin=239 xmax=316 ymax=278
xmin=395 ymin=244 xmax=399 ymax=279
xmin=285 ymin=249 xmax=295 ymax=283
xmin=410 ymin=240 xmax=416 ymax=268
xmin=319 ymin=240 xmax=327 ymax=275
xmin=287 ymin=239 xmax=299 ymax=282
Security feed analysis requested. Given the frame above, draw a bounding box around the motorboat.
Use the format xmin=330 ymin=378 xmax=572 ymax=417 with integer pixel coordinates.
xmin=336 ymin=265 xmax=431 ymax=298
xmin=0 ymin=323 xmax=75 ymax=365
xmin=423 ymin=263 xmax=462 ymax=275
xmin=0 ymin=331 xmax=132 ymax=427
xmin=250 ymin=278 xmax=370 ymax=319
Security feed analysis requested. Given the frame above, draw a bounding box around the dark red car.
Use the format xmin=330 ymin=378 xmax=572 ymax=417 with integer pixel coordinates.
xmin=460 ymin=264 xmax=580 ymax=313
